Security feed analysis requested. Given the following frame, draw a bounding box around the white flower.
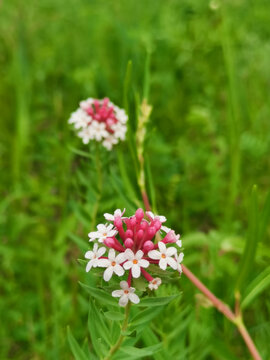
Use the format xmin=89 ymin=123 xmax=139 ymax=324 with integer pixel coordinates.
xmin=148 ymin=242 xmax=177 ymax=270
xmin=80 ymin=98 xmax=94 ymax=110
xmin=148 ymin=277 xmax=162 ymax=290
xmin=176 ymin=239 xmax=182 ymax=248
xmin=123 ymin=249 xmax=149 ymax=278
xmin=78 ymin=126 xmax=95 ymax=144
xmin=98 ymin=249 xmax=126 ymax=281
xmin=111 ymin=122 xmax=127 ymax=140
xmin=88 ymin=223 xmax=117 ymax=243
xmin=85 ymin=243 xmax=106 ymax=272
xmin=68 ymin=109 xmax=91 ymax=129
xmin=102 ymin=135 xmax=118 ymax=151
xmin=175 ymin=252 xmax=184 ymax=273
xmin=112 ymin=281 xmax=140 ymax=307
xmin=114 ymin=108 xmax=128 ymax=124
xmin=91 ymin=121 xmax=109 ymax=141
xmin=146 ymin=211 xmax=169 ymax=232
xmin=104 ymin=208 xmax=126 ymax=222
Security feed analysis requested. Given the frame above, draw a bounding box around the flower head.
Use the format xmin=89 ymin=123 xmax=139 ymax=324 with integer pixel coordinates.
xmin=84 ymin=208 xmax=183 ymax=306
xmin=68 ymin=97 xmax=128 ymax=150
xmin=85 ymin=243 xmax=106 ymax=272
xmin=112 ymin=281 xmax=140 ymax=307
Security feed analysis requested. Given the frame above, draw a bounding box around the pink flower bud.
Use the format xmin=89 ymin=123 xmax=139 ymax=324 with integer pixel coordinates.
xmin=153 ymin=219 xmax=161 ymax=231
xmin=147 ymin=227 xmax=156 ymax=240
xmin=114 ymin=217 xmax=122 ymax=228
xmin=125 ymin=229 xmax=133 ymax=239
xmin=143 ymin=241 xmax=154 ymax=252
xmin=163 ymin=230 xmax=178 ymax=243
xmin=104 ymin=237 xmax=115 ymax=248
xmin=136 ymin=229 xmax=144 ymax=241
xmin=124 ymin=238 xmax=134 ymax=249
xmin=129 ymin=217 xmax=137 ymax=227
xmin=135 ymin=208 xmax=144 ymax=222
xmin=140 ymin=220 xmax=148 ymax=231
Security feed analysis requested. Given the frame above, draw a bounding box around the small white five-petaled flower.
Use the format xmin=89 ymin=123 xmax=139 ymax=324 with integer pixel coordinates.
xmin=148 ymin=242 xmax=177 ymax=270
xmin=112 ymin=281 xmax=140 ymax=307
xmin=98 ymin=249 xmax=126 ymax=281
xmin=88 ymin=224 xmax=117 ymax=243
xmin=85 ymin=243 xmax=106 ymax=272
xmin=104 ymin=208 xmax=126 ymax=222
xmin=148 ymin=277 xmax=162 ymax=290
xmin=123 ymin=249 xmax=149 ymax=278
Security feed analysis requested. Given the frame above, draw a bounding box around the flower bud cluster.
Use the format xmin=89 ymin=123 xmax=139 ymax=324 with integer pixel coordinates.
xmin=68 ymin=97 xmax=128 ymax=150
xmin=85 ymin=208 xmax=184 ymax=306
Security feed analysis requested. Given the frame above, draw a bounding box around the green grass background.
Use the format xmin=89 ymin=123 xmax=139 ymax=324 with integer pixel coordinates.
xmin=1 ymin=0 xmax=270 ymax=359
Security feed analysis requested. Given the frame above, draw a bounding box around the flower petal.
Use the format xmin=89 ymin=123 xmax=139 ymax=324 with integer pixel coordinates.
xmin=108 ymin=248 xmax=116 ymax=260
xmin=159 ymin=258 xmax=168 ymax=270
xmin=103 ymin=267 xmax=113 ymax=281
xmin=116 ymin=252 xmax=126 ymax=263
xmin=124 ymin=249 xmax=134 ymax=260
xmin=85 ymin=251 xmax=94 ymax=259
xmin=177 ymin=252 xmax=184 ymax=263
xmin=97 ymin=258 xmax=110 ymax=267
xmin=86 ymin=260 xmax=93 ymax=272
xmin=123 ymin=261 xmax=132 ymax=270
xmin=136 ymin=250 xmax=144 ymax=260
xmin=139 ymin=259 xmax=149 ymax=268
xmin=131 ymin=264 xmax=141 ymax=278
xmin=148 ymin=250 xmax=161 ymax=260
xmin=97 ymin=247 xmax=106 ymax=257
xmin=166 ymin=247 xmax=177 ymax=256
xmin=167 ymin=257 xmax=177 ymax=270
xmin=129 ymin=293 xmax=140 ymax=304
xmin=158 ymin=241 xmax=166 ymax=252
xmin=104 ymin=213 xmax=114 ymax=221
xmin=120 ymin=281 xmax=129 ymax=290
xmin=112 ymin=290 xmax=123 ymax=298
xmin=119 ymin=295 xmax=129 ymax=307
xmin=114 ymin=264 xmax=125 ymax=277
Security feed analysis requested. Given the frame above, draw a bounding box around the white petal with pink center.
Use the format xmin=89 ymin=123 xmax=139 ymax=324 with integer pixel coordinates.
xmin=112 ymin=281 xmax=140 ymax=307
xmin=88 ymin=223 xmax=117 ymax=243
xmin=104 ymin=208 xmax=126 ymax=222
xmin=98 ymin=249 xmax=126 ymax=281
xmin=148 ymin=241 xmax=177 ymax=270
xmin=85 ymin=243 xmax=106 ymax=272
xmin=123 ymin=249 xmax=149 ymax=278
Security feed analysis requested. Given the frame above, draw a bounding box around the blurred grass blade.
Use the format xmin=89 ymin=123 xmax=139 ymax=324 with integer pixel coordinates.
xmin=143 ymin=48 xmax=151 ymax=101
xmin=258 ymin=190 xmax=270 ymax=243
xmin=67 ymin=326 xmax=89 ymax=360
xmin=145 ymin=154 xmax=157 ymax=212
xmin=117 ymin=148 xmax=139 ymax=202
xmin=123 ymin=60 xmax=132 ymax=112
xmin=241 ymin=266 xmax=270 ymax=309
xmin=235 ymin=185 xmax=259 ymax=292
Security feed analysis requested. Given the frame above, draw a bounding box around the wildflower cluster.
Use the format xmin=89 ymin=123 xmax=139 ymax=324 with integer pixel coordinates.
xmin=68 ymin=97 xmax=128 ymax=150
xmin=85 ymin=208 xmax=184 ymax=307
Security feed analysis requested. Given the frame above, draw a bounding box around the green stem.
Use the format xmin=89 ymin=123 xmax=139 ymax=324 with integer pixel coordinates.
xmin=90 ymin=145 xmax=103 ymax=230
xmin=103 ymin=303 xmax=131 ymax=360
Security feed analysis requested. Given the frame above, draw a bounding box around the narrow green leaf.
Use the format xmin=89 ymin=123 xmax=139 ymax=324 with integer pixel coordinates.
xmin=88 ymin=304 xmax=107 ymax=358
xmin=89 ymin=300 xmax=112 ymax=346
xmin=104 ymin=311 xmax=125 ymax=321
xmin=68 ymin=145 xmax=93 ymax=159
xmin=137 ymin=294 xmax=179 ymax=307
xmin=258 ymin=190 xmax=270 ymax=243
xmin=241 ymin=266 xmax=270 ymax=309
xmin=123 ymin=60 xmax=132 ymax=112
xmin=145 ymin=155 xmax=157 ymax=212
xmin=235 ymin=185 xmax=259 ymax=292
xmin=130 ymin=306 xmax=163 ymax=327
xmin=80 ymin=282 xmax=118 ymax=307
xmin=117 ymin=149 xmax=139 ymax=203
xmin=118 ymin=344 xmax=162 ymax=359
xmin=67 ymin=326 xmax=89 ymax=360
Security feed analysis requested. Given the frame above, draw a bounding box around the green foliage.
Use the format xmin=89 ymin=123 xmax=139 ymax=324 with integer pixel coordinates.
xmin=1 ymin=0 xmax=270 ymax=359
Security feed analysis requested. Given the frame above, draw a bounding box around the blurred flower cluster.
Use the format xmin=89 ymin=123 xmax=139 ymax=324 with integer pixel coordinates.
xmin=68 ymin=97 xmax=128 ymax=150
xmin=85 ymin=208 xmax=184 ymax=306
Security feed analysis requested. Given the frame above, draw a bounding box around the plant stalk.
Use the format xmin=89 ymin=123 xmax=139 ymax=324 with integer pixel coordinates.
xmin=103 ymin=302 xmax=131 ymax=360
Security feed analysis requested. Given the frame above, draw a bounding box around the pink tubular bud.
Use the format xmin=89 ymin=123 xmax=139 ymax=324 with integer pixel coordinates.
xmin=125 ymin=229 xmax=133 ymax=239
xmin=136 ymin=229 xmax=144 ymax=241
xmin=129 ymin=217 xmax=137 ymax=227
xmin=135 ymin=208 xmax=144 ymax=222
xmin=114 ymin=216 xmax=122 ymax=227
xmin=124 ymin=238 xmax=134 ymax=249
xmin=140 ymin=220 xmax=148 ymax=231
xmin=104 ymin=237 xmax=115 ymax=248
xmin=163 ymin=230 xmax=178 ymax=243
xmin=143 ymin=241 xmax=154 ymax=252
xmin=153 ymin=219 xmax=162 ymax=231
xmin=147 ymin=227 xmax=156 ymax=240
